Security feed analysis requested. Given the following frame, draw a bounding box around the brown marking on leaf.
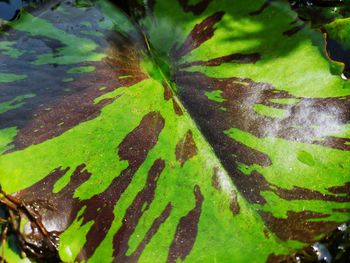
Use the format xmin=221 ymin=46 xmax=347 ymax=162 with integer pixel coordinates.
xmin=234 ymin=167 xmax=350 ymax=206
xmin=175 ymin=130 xmax=198 ymax=166
xmin=163 ymin=82 xmax=173 ymax=100
xmin=179 ymin=52 xmax=261 ymax=69
xmin=314 ymin=136 xmax=350 ymax=151
xmin=259 ymin=211 xmax=339 ymax=243
xmin=328 ymin=182 xmax=350 ymax=194
xmin=177 ymin=0 xmax=213 ymax=15
xmin=118 ymin=112 xmax=165 ymax=165
xmin=263 ymin=228 xmax=270 ymax=239
xmin=112 ymin=159 xmax=166 ymax=260
xmin=76 ymin=112 xmax=165 ymax=260
xmin=167 ymin=185 xmax=203 ymax=263
xmin=171 ymin=11 xmax=225 ymax=59
xmin=229 ymin=192 xmax=240 ymax=215
xmin=283 ymin=23 xmax=306 ymax=36
xmin=249 ymin=0 xmax=272 ymax=16
xmin=128 ymin=203 xmax=173 ymax=262
xmin=332 ymin=208 xmax=350 ymax=213
xmin=275 ymin=186 xmax=350 ymax=203
xmin=172 ymin=99 xmax=184 ymax=116
xmin=162 ymin=82 xmax=183 ymax=115
xmin=233 ymin=171 xmax=271 ymax=205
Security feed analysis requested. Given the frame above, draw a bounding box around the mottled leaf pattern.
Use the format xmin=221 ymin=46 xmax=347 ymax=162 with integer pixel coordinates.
xmin=0 ymin=0 xmax=349 ymax=262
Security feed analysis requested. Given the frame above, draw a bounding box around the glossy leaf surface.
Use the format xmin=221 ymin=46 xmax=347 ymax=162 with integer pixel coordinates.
xmin=0 ymin=0 xmax=349 ymax=262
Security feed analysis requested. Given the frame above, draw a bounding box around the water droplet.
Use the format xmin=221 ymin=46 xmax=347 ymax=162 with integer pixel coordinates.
xmin=311 ymin=242 xmax=332 ymax=263
xmin=338 ymin=223 xmax=347 ymax=232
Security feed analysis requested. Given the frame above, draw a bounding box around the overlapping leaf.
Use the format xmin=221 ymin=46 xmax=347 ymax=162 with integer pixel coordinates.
xmin=0 ymin=0 xmax=349 ymax=262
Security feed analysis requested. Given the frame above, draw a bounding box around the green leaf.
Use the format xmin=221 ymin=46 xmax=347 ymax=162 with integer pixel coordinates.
xmin=326 ymin=17 xmax=350 ymax=54
xmin=0 ymin=0 xmax=349 ymax=262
